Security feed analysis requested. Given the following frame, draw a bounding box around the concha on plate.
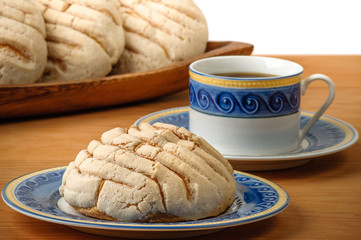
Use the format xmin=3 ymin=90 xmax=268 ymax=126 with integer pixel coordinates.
xmin=59 ymin=122 xmax=236 ymax=222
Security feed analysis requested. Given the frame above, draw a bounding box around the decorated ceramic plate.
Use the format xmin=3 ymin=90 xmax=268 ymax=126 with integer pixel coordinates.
xmin=2 ymin=167 xmax=289 ymax=239
xmin=134 ymin=106 xmax=359 ymax=171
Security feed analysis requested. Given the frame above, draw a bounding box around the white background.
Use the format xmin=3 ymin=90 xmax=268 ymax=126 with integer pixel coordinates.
xmin=193 ymin=0 xmax=361 ymax=54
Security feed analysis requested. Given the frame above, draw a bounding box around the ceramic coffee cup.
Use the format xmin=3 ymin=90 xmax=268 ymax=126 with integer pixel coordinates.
xmin=189 ymin=56 xmax=335 ymax=156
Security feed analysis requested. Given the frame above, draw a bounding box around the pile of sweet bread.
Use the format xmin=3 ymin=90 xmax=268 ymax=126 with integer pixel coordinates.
xmin=0 ymin=0 xmax=208 ymax=84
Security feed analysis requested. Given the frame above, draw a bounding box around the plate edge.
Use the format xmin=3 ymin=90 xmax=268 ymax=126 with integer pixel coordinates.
xmin=2 ymin=167 xmax=289 ymax=231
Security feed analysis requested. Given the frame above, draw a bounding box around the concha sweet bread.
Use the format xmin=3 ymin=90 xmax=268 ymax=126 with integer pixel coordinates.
xmin=113 ymin=0 xmax=208 ymax=73
xmin=0 ymin=0 xmax=47 ymax=84
xmin=36 ymin=0 xmax=125 ymax=82
xmin=60 ymin=122 xmax=236 ymax=222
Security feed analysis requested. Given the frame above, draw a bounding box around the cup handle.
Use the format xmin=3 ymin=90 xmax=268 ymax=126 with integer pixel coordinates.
xmin=299 ymin=74 xmax=336 ymax=143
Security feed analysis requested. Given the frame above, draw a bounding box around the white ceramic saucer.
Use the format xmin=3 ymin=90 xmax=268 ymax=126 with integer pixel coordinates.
xmin=134 ymin=106 xmax=359 ymax=171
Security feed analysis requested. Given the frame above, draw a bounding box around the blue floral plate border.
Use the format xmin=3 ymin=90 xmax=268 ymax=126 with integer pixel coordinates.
xmin=2 ymin=167 xmax=289 ymax=238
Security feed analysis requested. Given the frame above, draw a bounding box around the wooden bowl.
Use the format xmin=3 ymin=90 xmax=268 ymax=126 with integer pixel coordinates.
xmin=0 ymin=41 xmax=253 ymax=119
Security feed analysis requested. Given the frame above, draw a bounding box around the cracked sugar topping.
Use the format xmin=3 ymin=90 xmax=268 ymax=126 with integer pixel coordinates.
xmin=60 ymin=122 xmax=236 ymax=222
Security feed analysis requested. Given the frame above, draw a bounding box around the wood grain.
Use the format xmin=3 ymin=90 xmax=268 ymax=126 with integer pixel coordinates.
xmin=1 ymin=55 xmax=360 ymax=240
xmin=0 ymin=41 xmax=253 ymax=120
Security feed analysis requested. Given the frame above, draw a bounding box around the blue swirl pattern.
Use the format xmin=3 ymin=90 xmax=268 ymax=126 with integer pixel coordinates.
xmin=189 ymin=79 xmax=300 ymax=118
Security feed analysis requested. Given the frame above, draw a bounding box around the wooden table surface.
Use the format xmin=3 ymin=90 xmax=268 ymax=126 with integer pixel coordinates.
xmin=1 ymin=55 xmax=360 ymax=240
